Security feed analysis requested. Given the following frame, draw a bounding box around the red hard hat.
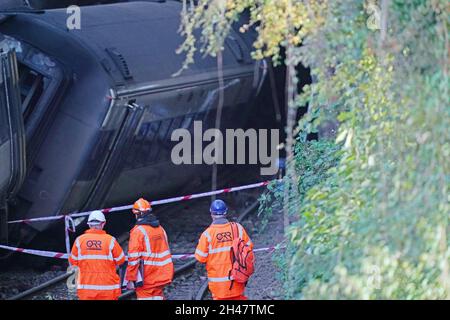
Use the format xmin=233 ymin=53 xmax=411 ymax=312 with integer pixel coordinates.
xmin=133 ymin=198 xmax=151 ymax=213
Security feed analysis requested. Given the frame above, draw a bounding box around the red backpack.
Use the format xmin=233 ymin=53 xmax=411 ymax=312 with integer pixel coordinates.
xmin=228 ymin=222 xmax=255 ymax=288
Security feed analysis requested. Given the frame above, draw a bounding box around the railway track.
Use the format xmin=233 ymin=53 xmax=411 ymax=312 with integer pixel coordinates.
xmin=4 ymin=168 xmax=265 ymax=300
xmin=120 ymin=195 xmax=260 ymax=300
xmin=6 ymin=197 xmax=260 ymax=300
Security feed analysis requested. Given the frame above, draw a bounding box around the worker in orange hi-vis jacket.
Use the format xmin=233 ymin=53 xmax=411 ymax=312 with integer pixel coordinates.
xmin=125 ymin=198 xmax=174 ymax=300
xmin=195 ymin=199 xmax=254 ymax=300
xmin=69 ymin=210 xmax=125 ymax=300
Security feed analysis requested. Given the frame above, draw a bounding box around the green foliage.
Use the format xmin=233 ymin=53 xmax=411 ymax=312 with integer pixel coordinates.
xmin=178 ymin=0 xmax=450 ymax=299
xmin=294 ymin=139 xmax=341 ymax=199
xmin=287 ymin=0 xmax=450 ymax=299
xmin=257 ymin=180 xmax=284 ymax=231
xmin=176 ymin=0 xmax=326 ymax=73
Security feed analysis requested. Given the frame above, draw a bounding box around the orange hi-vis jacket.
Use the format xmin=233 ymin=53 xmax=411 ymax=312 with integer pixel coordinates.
xmin=126 ymin=224 xmax=174 ymax=295
xmin=69 ymin=229 xmax=125 ymax=300
xmin=195 ymin=220 xmax=253 ymax=299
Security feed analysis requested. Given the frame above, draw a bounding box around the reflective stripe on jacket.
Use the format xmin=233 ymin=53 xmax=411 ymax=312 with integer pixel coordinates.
xmin=195 ymin=222 xmax=253 ymax=299
xmin=69 ymin=229 xmax=125 ymax=300
xmin=126 ymin=224 xmax=174 ymax=291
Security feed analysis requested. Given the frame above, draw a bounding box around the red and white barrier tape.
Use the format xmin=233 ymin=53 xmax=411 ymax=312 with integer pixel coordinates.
xmin=0 ymin=244 xmax=68 ymax=259
xmin=2 ymin=179 xmax=280 ymax=265
xmin=8 ymin=180 xmax=273 ymax=224
xmin=0 ymin=243 xmax=285 ymax=261
xmin=171 ymin=245 xmax=285 ymax=261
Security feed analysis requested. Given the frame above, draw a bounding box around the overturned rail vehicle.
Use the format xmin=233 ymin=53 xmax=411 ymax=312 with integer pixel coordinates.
xmin=0 ymin=1 xmax=267 ymax=245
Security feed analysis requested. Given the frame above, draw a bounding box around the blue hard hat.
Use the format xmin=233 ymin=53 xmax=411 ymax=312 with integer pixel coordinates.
xmin=210 ymin=199 xmax=228 ymax=215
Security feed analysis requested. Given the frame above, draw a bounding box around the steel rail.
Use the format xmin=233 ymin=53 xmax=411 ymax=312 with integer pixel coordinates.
xmin=7 ymin=270 xmax=75 ymax=300
xmin=7 ymin=170 xmax=261 ymax=300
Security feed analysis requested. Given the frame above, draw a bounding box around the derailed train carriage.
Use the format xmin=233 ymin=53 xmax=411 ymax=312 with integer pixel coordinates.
xmin=0 ymin=0 xmax=268 ymax=246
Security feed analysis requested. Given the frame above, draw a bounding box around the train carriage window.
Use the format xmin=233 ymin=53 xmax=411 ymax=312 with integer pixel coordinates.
xmin=157 ymin=118 xmax=172 ymax=142
xmin=18 ymin=64 xmax=47 ymax=124
xmin=165 ymin=117 xmax=183 ymax=142
xmin=0 ymin=100 xmax=8 ymax=145
xmin=129 ymin=121 xmax=161 ymax=167
xmin=180 ymin=113 xmax=194 ymax=130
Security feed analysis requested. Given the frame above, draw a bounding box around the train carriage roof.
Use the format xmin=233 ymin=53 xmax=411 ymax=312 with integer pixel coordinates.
xmin=2 ymin=1 xmax=252 ymax=86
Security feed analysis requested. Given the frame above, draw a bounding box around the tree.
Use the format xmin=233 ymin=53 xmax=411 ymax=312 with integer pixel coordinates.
xmin=177 ymin=0 xmax=450 ymax=299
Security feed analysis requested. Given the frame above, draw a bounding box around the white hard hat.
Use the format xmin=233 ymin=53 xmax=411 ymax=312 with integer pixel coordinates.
xmin=87 ymin=210 xmax=106 ymax=225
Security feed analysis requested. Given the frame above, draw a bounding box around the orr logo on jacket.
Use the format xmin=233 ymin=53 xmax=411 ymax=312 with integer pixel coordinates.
xmin=216 ymin=232 xmax=232 ymax=243
xmin=86 ymin=240 xmax=103 ymax=250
